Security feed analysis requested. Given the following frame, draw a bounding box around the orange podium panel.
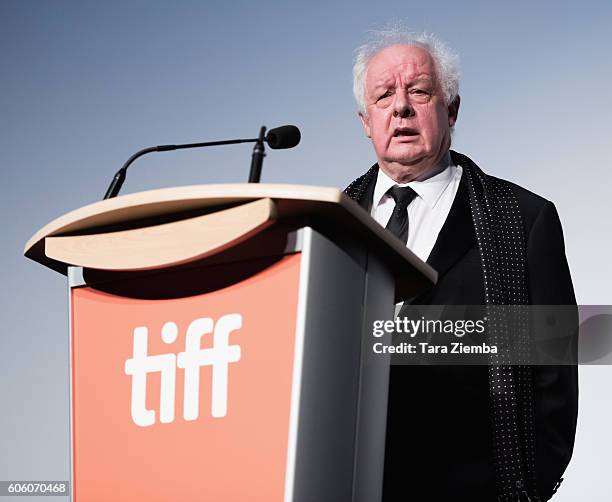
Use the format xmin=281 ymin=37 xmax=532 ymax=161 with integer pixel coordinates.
xmin=71 ymin=255 xmax=301 ymax=502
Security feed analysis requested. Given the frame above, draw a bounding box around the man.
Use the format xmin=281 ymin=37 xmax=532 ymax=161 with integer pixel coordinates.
xmin=345 ymin=29 xmax=578 ymax=501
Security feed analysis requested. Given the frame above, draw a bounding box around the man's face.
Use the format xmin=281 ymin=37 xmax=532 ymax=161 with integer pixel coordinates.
xmin=359 ymin=44 xmax=459 ymax=182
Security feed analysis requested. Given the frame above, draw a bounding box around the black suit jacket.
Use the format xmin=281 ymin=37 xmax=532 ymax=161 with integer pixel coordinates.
xmin=348 ymin=160 xmax=578 ymax=501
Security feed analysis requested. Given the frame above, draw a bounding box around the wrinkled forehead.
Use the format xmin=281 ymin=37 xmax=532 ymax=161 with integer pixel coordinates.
xmin=365 ymin=44 xmax=437 ymax=90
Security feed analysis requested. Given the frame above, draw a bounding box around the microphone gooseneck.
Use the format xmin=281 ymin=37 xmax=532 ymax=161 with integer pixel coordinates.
xmin=248 ymin=126 xmax=267 ymax=184
xmin=102 ymin=125 xmax=301 ymax=199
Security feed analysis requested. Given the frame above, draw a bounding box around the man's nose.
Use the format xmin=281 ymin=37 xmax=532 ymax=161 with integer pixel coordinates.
xmin=393 ymin=90 xmax=415 ymax=118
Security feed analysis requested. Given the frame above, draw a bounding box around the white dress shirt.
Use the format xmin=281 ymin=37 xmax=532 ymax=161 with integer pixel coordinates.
xmin=370 ymin=151 xmax=463 ymax=263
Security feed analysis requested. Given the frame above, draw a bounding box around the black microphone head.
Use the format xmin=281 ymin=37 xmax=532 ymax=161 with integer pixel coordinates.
xmin=265 ymin=125 xmax=301 ymax=149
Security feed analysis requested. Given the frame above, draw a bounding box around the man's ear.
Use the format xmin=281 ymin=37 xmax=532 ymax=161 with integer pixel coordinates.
xmin=358 ymin=111 xmax=372 ymax=138
xmin=448 ymin=95 xmax=460 ymax=127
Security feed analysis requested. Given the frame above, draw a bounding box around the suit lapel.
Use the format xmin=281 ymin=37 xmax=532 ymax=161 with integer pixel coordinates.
xmin=349 ymin=163 xmax=476 ymax=280
xmin=425 ymin=169 xmax=476 ymax=277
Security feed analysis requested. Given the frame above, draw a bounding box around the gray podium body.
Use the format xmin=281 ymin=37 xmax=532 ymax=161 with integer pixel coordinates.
xmin=25 ymin=184 xmax=436 ymax=502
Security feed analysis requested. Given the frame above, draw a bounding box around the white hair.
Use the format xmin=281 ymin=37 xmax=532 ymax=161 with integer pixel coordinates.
xmin=353 ymin=26 xmax=460 ymax=115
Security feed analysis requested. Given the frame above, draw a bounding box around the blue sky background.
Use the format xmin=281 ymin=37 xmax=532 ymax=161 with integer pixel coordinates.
xmin=1 ymin=1 xmax=611 ymax=499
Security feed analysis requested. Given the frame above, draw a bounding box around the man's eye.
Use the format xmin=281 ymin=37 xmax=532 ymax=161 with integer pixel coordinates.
xmin=410 ymin=88 xmax=432 ymax=102
xmin=378 ymin=91 xmax=393 ymax=100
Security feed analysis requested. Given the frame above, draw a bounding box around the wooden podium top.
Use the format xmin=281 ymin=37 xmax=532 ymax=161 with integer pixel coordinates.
xmin=24 ymin=183 xmax=436 ymax=299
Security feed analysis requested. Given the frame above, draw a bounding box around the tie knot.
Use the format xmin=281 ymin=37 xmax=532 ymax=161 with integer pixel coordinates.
xmin=387 ymin=185 xmax=418 ymax=207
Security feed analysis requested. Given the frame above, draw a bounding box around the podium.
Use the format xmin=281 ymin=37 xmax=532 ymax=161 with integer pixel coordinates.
xmin=24 ymin=184 xmax=436 ymax=502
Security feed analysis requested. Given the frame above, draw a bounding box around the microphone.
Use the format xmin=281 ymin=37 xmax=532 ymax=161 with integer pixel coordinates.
xmin=103 ymin=125 xmax=301 ymax=199
xmin=266 ymin=125 xmax=301 ymax=149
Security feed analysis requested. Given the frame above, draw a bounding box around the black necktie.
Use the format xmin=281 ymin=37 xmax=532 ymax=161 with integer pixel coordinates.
xmin=385 ymin=185 xmax=418 ymax=245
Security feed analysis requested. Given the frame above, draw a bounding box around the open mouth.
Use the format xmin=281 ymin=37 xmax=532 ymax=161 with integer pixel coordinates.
xmin=393 ymin=128 xmax=418 ymax=137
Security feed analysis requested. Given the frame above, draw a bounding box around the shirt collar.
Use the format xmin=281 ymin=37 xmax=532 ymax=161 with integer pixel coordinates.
xmin=372 ymin=150 xmax=455 ymax=210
